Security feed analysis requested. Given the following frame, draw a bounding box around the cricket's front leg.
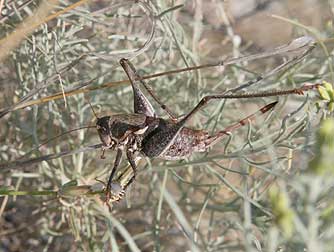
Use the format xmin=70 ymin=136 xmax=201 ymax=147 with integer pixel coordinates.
xmin=123 ymin=149 xmax=139 ymax=190
xmin=104 ymin=149 xmax=125 ymax=202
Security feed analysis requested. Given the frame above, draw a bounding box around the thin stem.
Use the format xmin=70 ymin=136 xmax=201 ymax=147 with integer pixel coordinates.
xmin=0 ymin=190 xmax=57 ymax=196
xmin=20 ymin=125 xmax=96 ymax=159
xmin=0 ymin=143 xmax=102 ymax=172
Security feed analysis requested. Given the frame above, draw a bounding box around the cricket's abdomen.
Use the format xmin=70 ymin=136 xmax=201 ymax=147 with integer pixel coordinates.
xmin=158 ymin=127 xmax=221 ymax=160
xmin=140 ymin=118 xmax=224 ymax=160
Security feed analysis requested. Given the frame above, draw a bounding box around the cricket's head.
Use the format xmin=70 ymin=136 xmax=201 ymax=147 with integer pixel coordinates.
xmin=96 ymin=115 xmax=133 ymax=149
xmin=87 ymin=99 xmax=117 ymax=148
xmin=96 ymin=116 xmax=115 ymax=148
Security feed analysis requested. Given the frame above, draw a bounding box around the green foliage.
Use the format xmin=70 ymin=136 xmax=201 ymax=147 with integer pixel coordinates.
xmin=265 ymin=118 xmax=334 ymax=251
xmin=317 ymin=81 xmax=334 ymax=112
xmin=269 ymin=186 xmax=294 ymax=238
xmin=308 ymin=118 xmax=334 ymax=175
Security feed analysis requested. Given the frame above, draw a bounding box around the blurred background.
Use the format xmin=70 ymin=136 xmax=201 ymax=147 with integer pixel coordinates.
xmin=1 ymin=0 xmax=334 ymax=251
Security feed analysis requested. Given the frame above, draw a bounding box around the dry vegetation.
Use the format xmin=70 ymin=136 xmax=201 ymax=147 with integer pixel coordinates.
xmin=1 ymin=0 xmax=334 ymax=251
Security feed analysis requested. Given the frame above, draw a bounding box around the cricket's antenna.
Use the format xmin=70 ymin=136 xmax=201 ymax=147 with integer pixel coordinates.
xmin=20 ymin=125 xmax=96 ymax=159
xmin=87 ymin=98 xmax=99 ymax=120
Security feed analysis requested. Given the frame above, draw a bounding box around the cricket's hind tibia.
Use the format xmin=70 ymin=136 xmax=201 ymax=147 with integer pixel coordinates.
xmin=160 ymin=101 xmax=278 ymax=160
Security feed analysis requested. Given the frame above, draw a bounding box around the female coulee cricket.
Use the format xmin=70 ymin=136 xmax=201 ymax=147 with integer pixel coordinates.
xmin=0 ymin=36 xmax=321 ymax=203
xmin=94 ymin=36 xmax=321 ymax=202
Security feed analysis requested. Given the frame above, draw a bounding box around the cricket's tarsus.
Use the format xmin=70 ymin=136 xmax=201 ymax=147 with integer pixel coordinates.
xmin=98 ymin=57 xmax=319 ymax=203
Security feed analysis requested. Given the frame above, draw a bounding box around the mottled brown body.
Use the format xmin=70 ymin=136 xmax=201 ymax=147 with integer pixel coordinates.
xmin=97 ymin=114 xmax=220 ymax=160
xmin=157 ymin=127 xmax=219 ymax=160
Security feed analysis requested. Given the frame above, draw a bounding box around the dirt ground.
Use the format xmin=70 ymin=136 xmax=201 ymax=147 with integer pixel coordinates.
xmin=181 ymin=0 xmax=331 ymax=55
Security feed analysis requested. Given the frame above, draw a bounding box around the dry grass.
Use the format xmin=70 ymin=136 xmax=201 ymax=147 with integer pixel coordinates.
xmin=1 ymin=1 xmax=334 ymax=251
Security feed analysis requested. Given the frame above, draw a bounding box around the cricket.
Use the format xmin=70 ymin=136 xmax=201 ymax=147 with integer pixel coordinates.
xmin=2 ymin=1 xmax=334 ymax=250
xmin=0 ymin=35 xmax=322 ymax=204
xmin=0 ymin=0 xmax=334 ymax=252
xmin=94 ymin=36 xmax=321 ymax=202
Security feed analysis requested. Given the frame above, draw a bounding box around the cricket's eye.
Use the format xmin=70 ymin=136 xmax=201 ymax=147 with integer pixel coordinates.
xmin=97 ymin=125 xmax=108 ymax=133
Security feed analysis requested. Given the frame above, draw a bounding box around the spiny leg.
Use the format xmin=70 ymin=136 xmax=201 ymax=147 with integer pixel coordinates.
xmin=140 ymin=83 xmax=319 ymax=158
xmin=220 ymin=101 xmax=277 ymax=134
xmin=120 ymin=58 xmax=178 ymax=121
xmin=123 ymin=150 xmax=138 ymax=190
xmin=178 ymin=83 xmax=320 ymax=127
xmin=119 ymin=36 xmax=315 ymax=122
xmin=105 ymin=148 xmax=123 ymax=200
xmin=120 ymin=58 xmax=156 ymax=117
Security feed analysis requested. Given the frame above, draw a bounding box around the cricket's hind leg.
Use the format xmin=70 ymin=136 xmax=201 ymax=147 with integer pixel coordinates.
xmin=120 ymin=58 xmax=156 ymax=117
xmin=120 ymin=58 xmax=179 ymax=121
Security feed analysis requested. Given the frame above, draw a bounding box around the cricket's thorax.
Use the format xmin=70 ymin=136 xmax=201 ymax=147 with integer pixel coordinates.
xmin=96 ymin=114 xmax=157 ymax=151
